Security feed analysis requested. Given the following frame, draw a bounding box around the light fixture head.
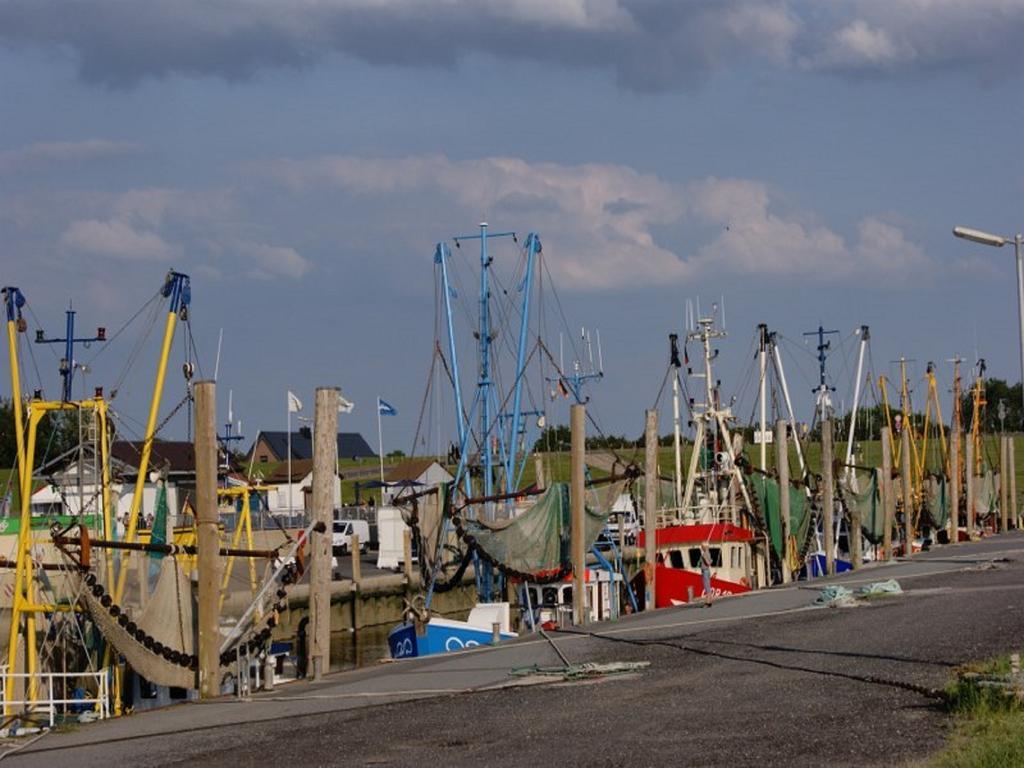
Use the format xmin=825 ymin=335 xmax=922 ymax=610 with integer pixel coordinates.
xmin=953 ymin=226 xmax=1006 ymax=248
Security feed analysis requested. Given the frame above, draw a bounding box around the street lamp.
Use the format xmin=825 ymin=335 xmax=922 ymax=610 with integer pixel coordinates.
xmin=953 ymin=225 xmax=1024 ymax=425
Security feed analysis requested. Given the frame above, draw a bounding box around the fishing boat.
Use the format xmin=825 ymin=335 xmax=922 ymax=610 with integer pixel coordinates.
xmin=640 ymin=311 xmax=767 ymax=607
xmin=386 ymin=224 xmax=625 ymax=658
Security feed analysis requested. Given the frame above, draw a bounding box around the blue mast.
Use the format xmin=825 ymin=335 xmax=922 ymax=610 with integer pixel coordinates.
xmin=35 ymin=303 xmax=106 ymax=401
xmin=451 ymin=222 xmax=516 ymax=515
xmin=434 ymin=242 xmax=473 ymax=501
xmin=504 ymin=232 xmax=541 ymax=493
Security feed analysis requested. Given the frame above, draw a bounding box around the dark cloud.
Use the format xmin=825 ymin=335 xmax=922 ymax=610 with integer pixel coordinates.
xmin=0 ymin=2 xmax=1020 ymax=89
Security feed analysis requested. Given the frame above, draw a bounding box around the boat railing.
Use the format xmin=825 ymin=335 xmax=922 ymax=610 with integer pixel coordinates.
xmin=656 ymin=506 xmax=736 ymax=527
xmin=0 ymin=666 xmax=110 ymax=727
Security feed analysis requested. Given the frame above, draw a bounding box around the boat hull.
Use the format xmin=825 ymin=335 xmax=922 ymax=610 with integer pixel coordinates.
xmin=388 ymin=617 xmax=517 ymax=659
xmin=654 ymin=565 xmax=750 ymax=608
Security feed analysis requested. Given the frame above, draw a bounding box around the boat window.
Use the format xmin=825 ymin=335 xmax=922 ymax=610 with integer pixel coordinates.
xmin=689 ymin=547 xmax=723 ymax=567
xmin=542 ymin=587 xmax=559 ymax=606
xmin=731 ymin=546 xmax=740 ymax=569
xmin=669 ymin=550 xmax=685 ymax=569
xmin=563 ymin=586 xmax=573 ymax=606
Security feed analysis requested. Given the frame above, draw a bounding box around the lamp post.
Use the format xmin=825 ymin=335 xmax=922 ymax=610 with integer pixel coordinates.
xmin=953 ymin=226 xmax=1024 ymax=426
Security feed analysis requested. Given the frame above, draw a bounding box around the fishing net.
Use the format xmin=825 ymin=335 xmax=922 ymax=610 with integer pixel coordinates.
xmin=748 ymin=474 xmax=812 ymax=559
xmin=840 ymin=469 xmax=885 ymax=544
xmin=634 ymin=476 xmax=677 ymax=514
xmin=973 ymin=470 xmax=998 ymax=520
xmin=461 ymin=481 xmax=621 ymax=575
xmin=923 ymin=474 xmax=950 ymax=530
xmin=79 ymin=556 xmax=195 ymax=688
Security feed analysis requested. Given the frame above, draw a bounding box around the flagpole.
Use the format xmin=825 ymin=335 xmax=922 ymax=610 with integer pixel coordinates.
xmin=377 ymin=397 xmax=385 ymax=484
xmin=287 ymin=396 xmax=293 ymax=517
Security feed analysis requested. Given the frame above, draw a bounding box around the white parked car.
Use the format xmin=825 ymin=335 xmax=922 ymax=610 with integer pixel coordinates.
xmin=332 ymin=519 xmax=369 ymax=555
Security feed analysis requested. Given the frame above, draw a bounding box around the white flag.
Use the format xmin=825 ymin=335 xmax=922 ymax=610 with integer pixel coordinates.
xmin=287 ymin=391 xmax=303 ymax=413
xmin=338 ymin=392 xmax=355 ymax=413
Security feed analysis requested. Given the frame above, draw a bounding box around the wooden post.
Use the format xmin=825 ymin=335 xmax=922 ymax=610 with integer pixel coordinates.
xmin=402 ymin=527 xmax=414 ymax=586
xmin=881 ymin=427 xmax=893 ymax=561
xmin=966 ymin=439 xmax=976 ymax=538
xmin=901 ymin=426 xmax=914 ymax=557
xmin=533 ymin=453 xmax=545 ymax=491
xmin=1011 ymin=437 xmax=1018 ymax=529
xmin=949 ymin=430 xmax=960 ymax=545
xmin=775 ymin=419 xmax=792 ymax=584
xmin=309 ymin=387 xmax=337 ymax=681
xmin=643 ymin=409 xmax=658 ymax=610
xmin=849 ymin=475 xmax=863 ymax=570
xmin=350 ymin=533 xmax=361 ymax=631
xmin=821 ymin=416 xmax=835 ymax=576
xmin=194 ymin=380 xmax=220 ymax=698
xmin=1000 ymin=435 xmax=1010 ymax=533
xmin=570 ymin=404 xmax=586 ymax=626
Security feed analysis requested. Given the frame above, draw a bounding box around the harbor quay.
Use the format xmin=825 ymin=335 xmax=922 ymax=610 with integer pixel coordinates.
xmin=5 ymin=534 xmax=1023 ymax=767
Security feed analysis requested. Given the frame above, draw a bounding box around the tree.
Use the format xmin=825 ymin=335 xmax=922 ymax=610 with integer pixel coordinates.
xmin=962 ymin=378 xmax=1022 ymax=433
xmin=0 ymin=397 xmax=80 ymax=469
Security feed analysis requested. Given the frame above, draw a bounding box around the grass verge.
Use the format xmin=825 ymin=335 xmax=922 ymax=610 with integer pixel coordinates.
xmin=926 ymin=654 xmax=1024 ymax=768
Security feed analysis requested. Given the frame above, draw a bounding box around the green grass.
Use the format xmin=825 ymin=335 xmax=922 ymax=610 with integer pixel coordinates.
xmin=923 ymin=654 xmax=1024 ymax=768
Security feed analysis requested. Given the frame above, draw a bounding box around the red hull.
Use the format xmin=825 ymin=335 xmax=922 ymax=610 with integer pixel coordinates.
xmin=638 ymin=523 xmax=755 ymax=548
xmin=654 ymin=565 xmax=751 ymax=608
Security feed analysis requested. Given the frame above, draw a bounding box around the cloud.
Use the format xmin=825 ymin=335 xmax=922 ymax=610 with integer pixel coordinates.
xmin=240 ymin=241 xmax=312 ymax=280
xmin=61 ymin=217 xmax=179 ymax=260
xmin=0 ymin=139 xmax=140 ymax=171
xmin=265 ymin=153 xmax=931 ymax=290
xmin=52 ymin=186 xmax=309 ymax=281
xmin=0 ymin=1 xmax=1018 ymax=89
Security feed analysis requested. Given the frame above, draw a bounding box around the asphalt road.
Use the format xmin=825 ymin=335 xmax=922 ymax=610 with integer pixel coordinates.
xmin=8 ymin=535 xmax=1024 ymax=767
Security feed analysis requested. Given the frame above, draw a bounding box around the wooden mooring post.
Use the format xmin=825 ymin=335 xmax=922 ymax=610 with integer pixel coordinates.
xmin=309 ymin=387 xmax=338 ymax=681
xmin=821 ymin=416 xmax=835 ymax=577
xmin=881 ymin=427 xmax=893 ymax=561
xmin=570 ymin=404 xmax=586 ymax=626
xmin=195 ymin=380 xmax=220 ymax=698
xmin=775 ymin=419 xmax=791 ymax=584
xmin=901 ymin=426 xmax=914 ymax=556
xmin=966 ymin=440 xmax=976 ymax=538
xmin=644 ymin=409 xmax=658 ymax=610
xmin=1011 ymin=438 xmax=1019 ymax=529
xmin=1000 ymin=435 xmax=1010 ymax=533
xmin=949 ymin=429 xmax=960 ymax=545
xmin=350 ymin=533 xmax=362 ymax=631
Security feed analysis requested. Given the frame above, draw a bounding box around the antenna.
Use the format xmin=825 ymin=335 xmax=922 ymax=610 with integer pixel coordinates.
xmin=721 ymin=294 xmax=726 ymax=329
xmin=213 ymin=327 xmax=224 ymax=382
xmin=596 ymin=329 xmax=604 ymax=374
xmin=803 ymin=324 xmax=840 ymax=418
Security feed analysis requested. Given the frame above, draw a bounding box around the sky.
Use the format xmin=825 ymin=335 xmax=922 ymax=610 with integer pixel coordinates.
xmin=1 ymin=1 xmax=1023 ymax=458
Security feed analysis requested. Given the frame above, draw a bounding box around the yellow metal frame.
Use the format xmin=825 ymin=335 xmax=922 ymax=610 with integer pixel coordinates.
xmin=113 ymin=307 xmax=179 ymax=604
xmin=970 ymin=374 xmax=987 ymax=475
xmin=917 ymin=369 xmax=949 ymax=481
xmin=217 ymin=486 xmax=260 ymax=610
xmin=4 ymin=397 xmax=113 ymax=716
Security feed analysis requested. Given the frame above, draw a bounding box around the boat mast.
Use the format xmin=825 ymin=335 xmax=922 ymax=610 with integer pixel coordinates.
xmin=505 ymin=232 xmax=541 ymax=494
xmin=803 ymin=325 xmax=839 ymax=426
xmin=757 ymin=324 xmax=769 ymax=472
xmin=670 ymin=333 xmax=683 ymax=510
xmin=842 ymin=325 xmax=870 ymax=485
xmin=680 ymin=312 xmax=754 ymax=520
xmin=769 ymin=334 xmax=809 ymax=482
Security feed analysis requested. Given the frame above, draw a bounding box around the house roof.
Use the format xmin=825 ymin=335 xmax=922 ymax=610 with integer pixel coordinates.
xmin=384 ymin=459 xmax=451 ymax=484
xmin=264 ymin=458 xmax=313 ymax=483
xmin=111 ymin=441 xmax=196 ymax=474
xmin=251 ymin=432 xmax=376 ymax=462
